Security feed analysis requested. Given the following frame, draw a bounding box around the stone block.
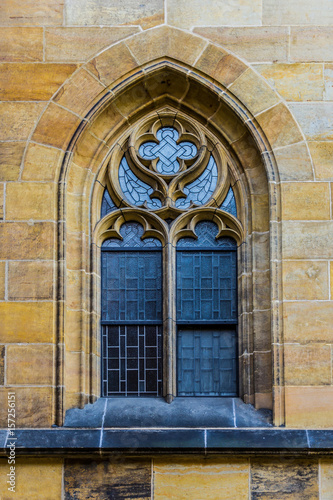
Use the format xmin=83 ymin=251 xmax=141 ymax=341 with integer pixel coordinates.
xmin=86 ymin=41 xmax=138 ymax=88
xmin=88 ymin=102 xmax=125 ymax=142
xmin=251 ymin=458 xmax=318 ymax=498
xmin=285 ymin=386 xmax=333 ymax=428
xmin=290 ymin=103 xmax=333 ymax=141
xmin=290 ymin=27 xmax=333 ymax=62
xmin=254 ymin=351 xmax=272 ymax=394
xmin=281 ymin=182 xmax=330 ymax=220
xmin=273 ymin=142 xmax=313 ymax=181
xmin=253 ymin=310 xmax=271 ymax=351
xmin=320 ymin=459 xmax=333 ymax=500
xmin=211 ymin=100 xmax=246 ymax=143
xmin=195 ymin=44 xmax=247 ymax=87
xmin=0 ymin=63 xmax=77 ymax=101
xmin=0 ymin=458 xmax=63 ymax=500
xmin=0 ymin=27 xmax=43 ymax=62
xmin=65 ymin=309 xmax=86 ymax=352
xmin=65 ymin=0 xmax=163 ymax=29
xmin=6 ymin=344 xmax=53 ymax=385
xmin=0 ymin=142 xmax=25 ymax=181
xmin=22 ymin=143 xmax=63 ymax=181
xmin=168 ymin=0 xmax=261 ymax=28
xmin=126 ymin=26 xmax=206 ymax=68
xmin=194 ymin=27 xmax=289 ymax=63
xmin=324 ymin=64 xmax=333 ymax=100
xmin=153 ymin=457 xmax=249 ymax=500
xmin=284 ymin=344 xmax=331 ymax=386
xmin=255 ymin=63 xmax=324 ymax=101
xmin=0 ymin=222 xmax=54 ymax=260
xmin=8 ymin=261 xmax=54 ymax=300
xmin=0 ymin=302 xmax=54 ymax=343
xmin=253 ymin=271 xmax=270 ymax=310
xmin=53 ymin=69 xmax=106 ymax=118
xmin=64 ymin=458 xmax=151 ymax=499
xmin=111 ymin=81 xmax=152 ymax=120
xmin=0 ymin=102 xmax=45 ymax=141
xmin=0 ymin=345 xmax=4 ymax=385
xmin=182 ymin=79 xmax=220 ymax=120
xmin=282 ymin=221 xmax=333 ymax=259
xmin=283 ymin=301 xmax=333 ymax=343
xmin=32 ymin=102 xmax=81 ymax=149
xmin=229 ymin=69 xmax=280 ymax=116
xmin=67 ymin=270 xmax=87 ymax=310
xmin=263 ymin=0 xmax=333 ymax=25
xmin=283 ymin=260 xmax=329 ymax=301
xmin=256 ymin=103 xmax=303 ymax=149
xmin=331 ymin=262 xmax=333 ymax=299
xmin=0 ymin=262 xmax=5 ymax=300
xmin=45 ymin=27 xmax=139 ymax=62
xmin=251 ymin=194 xmax=269 ymax=232
xmin=0 ymin=183 xmax=3 ymax=220
xmin=0 ymin=0 xmax=63 ymax=26
xmin=65 ymin=351 xmax=82 ymax=393
xmin=6 ymin=182 xmax=55 ymax=221
xmin=0 ymin=386 xmax=53 ymax=427
xmin=309 ymin=142 xmax=333 ymax=181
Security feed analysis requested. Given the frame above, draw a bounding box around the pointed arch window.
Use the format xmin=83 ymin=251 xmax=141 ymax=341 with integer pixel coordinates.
xmin=97 ymin=111 xmax=243 ymax=400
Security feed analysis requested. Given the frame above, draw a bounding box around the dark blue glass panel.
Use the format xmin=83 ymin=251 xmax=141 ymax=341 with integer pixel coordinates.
xmin=220 ymin=186 xmax=237 ymax=217
xmin=177 ymin=221 xmax=237 ymax=249
xmin=102 ymin=221 xmax=162 ymax=248
xmin=177 ymin=328 xmax=237 ymax=396
xmin=175 ymin=156 xmax=218 ymax=208
xmin=101 ymin=188 xmax=117 ymax=218
xmin=119 ymin=156 xmax=162 ymax=209
xmin=139 ymin=127 xmax=197 ymax=175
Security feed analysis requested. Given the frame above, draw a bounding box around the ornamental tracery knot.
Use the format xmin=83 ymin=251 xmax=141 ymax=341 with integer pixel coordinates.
xmin=105 ymin=111 xmax=237 ymax=221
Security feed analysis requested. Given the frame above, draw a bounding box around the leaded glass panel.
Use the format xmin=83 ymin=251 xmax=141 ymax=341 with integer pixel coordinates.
xmin=175 ymin=156 xmax=218 ymax=208
xmin=220 ymin=186 xmax=237 ymax=217
xmin=101 ymin=188 xmax=117 ymax=218
xmin=119 ymin=156 xmax=162 ymax=209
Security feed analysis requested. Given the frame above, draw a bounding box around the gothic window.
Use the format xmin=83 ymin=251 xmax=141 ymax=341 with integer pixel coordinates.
xmin=97 ymin=111 xmax=243 ymax=400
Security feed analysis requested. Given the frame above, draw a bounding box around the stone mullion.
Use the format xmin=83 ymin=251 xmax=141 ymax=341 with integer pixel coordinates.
xmin=163 ymin=240 xmax=177 ymax=403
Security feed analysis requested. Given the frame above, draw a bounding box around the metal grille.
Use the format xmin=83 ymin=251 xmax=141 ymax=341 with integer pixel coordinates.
xmin=177 ymin=328 xmax=237 ymax=396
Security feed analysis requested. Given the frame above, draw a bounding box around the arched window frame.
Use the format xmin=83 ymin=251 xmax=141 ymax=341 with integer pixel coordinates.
xmin=94 ymin=110 xmax=244 ymax=402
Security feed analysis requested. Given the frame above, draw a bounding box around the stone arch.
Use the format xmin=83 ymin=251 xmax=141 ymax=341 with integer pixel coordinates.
xmin=22 ymin=26 xmax=312 ymax=426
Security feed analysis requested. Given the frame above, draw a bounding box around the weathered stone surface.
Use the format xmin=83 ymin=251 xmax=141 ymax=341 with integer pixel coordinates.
xmin=281 ymin=182 xmax=330 ymax=220
xmin=283 ymin=260 xmax=329 ymax=300
xmin=255 ymin=63 xmax=324 ymax=101
xmin=194 ymin=27 xmax=289 ymax=63
xmin=0 ymin=183 xmax=4 ymax=220
xmin=251 ymin=458 xmax=318 ymax=498
xmin=6 ymin=182 xmax=55 ymax=221
xmin=273 ymin=142 xmax=313 ymax=181
xmin=289 ymin=103 xmax=333 ymax=141
xmin=195 ymin=44 xmax=247 ymax=87
xmin=290 ymin=27 xmax=333 ymax=62
xmin=32 ymin=102 xmax=80 ymax=149
xmin=87 ymin=102 xmax=125 ymax=142
xmin=331 ymin=262 xmax=333 ymax=299
xmin=256 ymin=103 xmax=303 ymax=149
xmin=0 ymin=63 xmax=77 ymax=101
xmin=0 ymin=142 xmax=25 ymax=181
xmin=65 ymin=0 xmax=163 ymax=28
xmin=0 ymin=302 xmax=54 ymax=343
xmin=154 ymin=457 xmax=249 ymax=500
xmin=284 ymin=301 xmax=333 ymax=343
xmin=251 ymin=194 xmax=269 ymax=232
xmin=0 ymin=102 xmax=44 ymax=141
xmin=284 ymin=344 xmax=331 ymax=386
xmin=8 ymin=261 xmax=54 ymax=300
xmin=0 ymin=458 xmax=63 ymax=500
xmin=324 ymin=64 xmax=333 ymax=100
xmin=321 ymin=459 xmax=333 ymax=500
xmin=285 ymin=386 xmax=333 ymax=428
xmin=0 ymin=27 xmax=43 ymax=62
xmin=6 ymin=344 xmax=53 ymax=384
xmin=64 ymin=458 xmax=151 ymax=499
xmin=53 ymin=69 xmax=105 ymax=118
xmin=0 ymin=0 xmax=63 ymax=26
xmin=168 ymin=0 xmax=261 ymax=28
xmin=0 ymin=386 xmax=53 ymax=427
xmin=263 ymin=0 xmax=333 ymax=25
xmin=0 ymin=346 xmax=4 ymax=385
xmin=229 ymin=69 xmax=280 ymax=116
xmin=282 ymin=221 xmax=333 ymax=259
xmin=45 ymin=27 xmax=140 ymax=62
xmin=309 ymin=141 xmax=333 ymax=180
xmin=22 ymin=143 xmax=63 ymax=181
xmin=0 ymin=222 xmax=54 ymax=260
xmin=0 ymin=262 xmax=5 ymax=301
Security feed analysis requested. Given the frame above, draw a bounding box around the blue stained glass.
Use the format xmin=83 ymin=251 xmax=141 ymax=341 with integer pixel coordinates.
xmin=139 ymin=127 xmax=197 ymax=175
xmin=119 ymin=156 xmax=162 ymax=209
xmin=102 ymin=221 xmax=162 ymax=248
xmin=220 ymin=187 xmax=237 ymax=217
xmin=101 ymin=189 xmax=117 ymax=218
xmin=177 ymin=221 xmax=237 ymax=249
xmin=175 ymin=156 xmax=218 ymax=209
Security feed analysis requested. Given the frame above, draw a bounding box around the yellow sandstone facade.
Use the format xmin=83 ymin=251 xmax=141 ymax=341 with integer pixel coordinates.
xmin=0 ymin=0 xmax=333 ymax=498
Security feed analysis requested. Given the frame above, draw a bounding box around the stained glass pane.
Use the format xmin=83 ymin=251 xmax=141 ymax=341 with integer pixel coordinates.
xmin=101 ymin=188 xmax=116 ymax=218
xmin=102 ymin=221 xmax=162 ymax=248
xmin=139 ymin=126 xmax=197 ymax=175
xmin=177 ymin=221 xmax=237 ymax=249
xmin=175 ymin=156 xmax=218 ymax=208
xmin=119 ymin=156 xmax=162 ymax=209
xmin=220 ymin=186 xmax=237 ymax=217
